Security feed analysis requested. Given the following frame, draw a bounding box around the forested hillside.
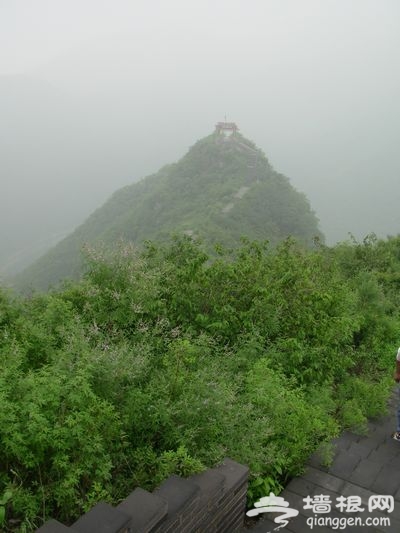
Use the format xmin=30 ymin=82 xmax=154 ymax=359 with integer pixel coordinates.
xmin=1 ymin=234 xmax=400 ymax=531
xmin=14 ymin=131 xmax=322 ymax=291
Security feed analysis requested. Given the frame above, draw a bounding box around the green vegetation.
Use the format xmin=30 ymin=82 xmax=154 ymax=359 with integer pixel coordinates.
xmin=1 ymin=233 xmax=400 ymax=531
xmin=14 ymin=132 xmax=322 ymax=291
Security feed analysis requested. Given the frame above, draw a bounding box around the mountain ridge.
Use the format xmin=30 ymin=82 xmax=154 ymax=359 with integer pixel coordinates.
xmin=13 ymin=128 xmax=323 ymax=291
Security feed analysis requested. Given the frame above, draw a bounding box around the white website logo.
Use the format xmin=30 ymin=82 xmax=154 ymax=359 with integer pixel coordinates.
xmin=246 ymin=492 xmax=393 ymax=531
xmin=246 ymin=492 xmax=299 ymax=530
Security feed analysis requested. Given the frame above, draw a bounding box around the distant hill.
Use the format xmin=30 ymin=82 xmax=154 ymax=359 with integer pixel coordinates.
xmin=13 ymin=126 xmax=323 ymax=291
xmin=0 ymin=73 xmax=159 ymax=277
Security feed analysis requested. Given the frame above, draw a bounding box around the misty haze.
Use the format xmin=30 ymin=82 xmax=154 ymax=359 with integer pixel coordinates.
xmin=1 ymin=0 xmax=399 ymax=279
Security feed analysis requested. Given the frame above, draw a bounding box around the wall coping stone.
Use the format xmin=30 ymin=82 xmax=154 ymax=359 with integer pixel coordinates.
xmin=72 ymin=502 xmax=131 ymax=533
xmin=36 ymin=519 xmax=79 ymax=533
xmin=153 ymin=475 xmax=200 ymax=516
xmin=116 ymin=487 xmax=168 ymax=533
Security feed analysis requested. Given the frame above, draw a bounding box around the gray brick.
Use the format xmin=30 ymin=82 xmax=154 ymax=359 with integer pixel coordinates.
xmin=72 ymin=502 xmax=130 ymax=533
xmin=371 ymin=464 xmax=400 ymax=496
xmin=358 ymin=431 xmax=387 ymax=450
xmin=216 ymin=506 xmax=245 ymax=533
xmin=348 ymin=440 xmax=378 ymax=458
xmin=394 ymin=484 xmax=400 ymax=502
xmin=36 ymin=520 xmax=78 ymax=532
xmin=348 ymin=458 xmax=383 ymax=489
xmin=116 ymin=487 xmax=167 ymax=533
xmin=154 ymin=475 xmax=200 ymax=516
xmin=228 ymin=513 xmax=247 ymax=532
xmin=385 ymin=454 xmax=400 ymax=470
xmin=215 ymin=458 xmax=250 ymax=494
xmin=218 ymin=485 xmax=248 ymax=519
xmin=180 ymin=510 xmax=207 ymax=533
xmin=327 ymin=450 xmax=361 ymax=479
xmin=218 ymin=482 xmax=247 ymax=507
xmin=286 ymin=477 xmax=322 ymax=498
xmin=153 ymin=475 xmax=200 ymax=532
xmin=189 ymin=469 xmax=225 ymax=510
xmin=341 ymin=480 xmax=379 ymax=507
xmin=302 ymin=466 xmax=345 ymax=494
xmin=368 ymin=441 xmax=400 ymax=464
xmin=156 ymin=515 xmax=180 ymax=533
xmin=333 ymin=431 xmax=361 ymax=450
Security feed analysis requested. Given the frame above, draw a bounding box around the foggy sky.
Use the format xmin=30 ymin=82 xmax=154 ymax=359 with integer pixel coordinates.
xmin=1 ymin=0 xmax=400 ymax=276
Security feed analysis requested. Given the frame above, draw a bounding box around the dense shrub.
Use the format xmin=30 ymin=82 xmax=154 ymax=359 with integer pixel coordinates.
xmin=1 ymin=235 xmax=399 ymax=530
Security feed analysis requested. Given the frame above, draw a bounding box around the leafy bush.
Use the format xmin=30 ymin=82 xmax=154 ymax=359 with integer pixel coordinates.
xmin=1 ymin=234 xmax=399 ymax=530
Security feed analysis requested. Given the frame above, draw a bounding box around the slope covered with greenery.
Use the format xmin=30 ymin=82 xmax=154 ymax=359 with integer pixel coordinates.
xmin=1 ymin=233 xmax=400 ymax=531
xmin=14 ymin=132 xmax=322 ymax=291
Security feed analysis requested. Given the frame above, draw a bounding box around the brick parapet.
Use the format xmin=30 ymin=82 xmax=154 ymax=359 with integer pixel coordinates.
xmin=36 ymin=458 xmax=249 ymax=533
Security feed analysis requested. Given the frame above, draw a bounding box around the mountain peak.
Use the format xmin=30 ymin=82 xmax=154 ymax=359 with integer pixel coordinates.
xmin=14 ymin=127 xmax=323 ymax=291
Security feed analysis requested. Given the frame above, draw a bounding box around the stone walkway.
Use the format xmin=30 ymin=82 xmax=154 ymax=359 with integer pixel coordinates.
xmin=244 ymin=391 xmax=400 ymax=533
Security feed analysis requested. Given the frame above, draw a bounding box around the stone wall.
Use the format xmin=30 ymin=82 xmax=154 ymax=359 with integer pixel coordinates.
xmin=37 ymin=458 xmax=249 ymax=533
